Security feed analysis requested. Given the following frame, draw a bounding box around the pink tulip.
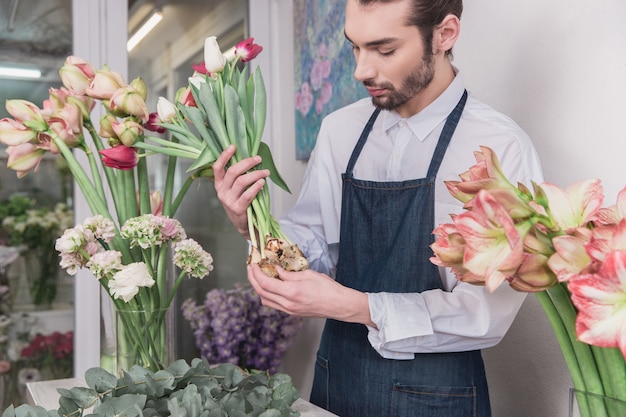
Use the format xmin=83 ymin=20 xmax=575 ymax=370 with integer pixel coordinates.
xmin=86 ymin=67 xmax=126 ymax=100
xmin=59 ymin=56 xmax=96 ymax=94
xmin=176 ymin=87 xmax=197 ymax=107
xmin=145 ymin=112 xmax=166 ymax=133
xmin=234 ymin=37 xmax=263 ymax=62
xmin=0 ymin=117 xmax=37 ymax=145
xmin=455 ymin=189 xmax=529 ymax=292
xmin=538 ymin=179 xmax=604 ymax=232
xmin=99 ymin=145 xmax=138 ymax=170
xmin=6 ymin=143 xmax=46 ymax=178
xmin=109 ymin=86 xmax=149 ymax=121
xmin=568 ymin=250 xmax=626 ymax=358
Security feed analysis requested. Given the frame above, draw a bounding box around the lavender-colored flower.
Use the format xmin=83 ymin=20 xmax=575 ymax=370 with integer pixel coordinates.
xmin=173 ymin=239 xmax=214 ymax=278
xmin=182 ymin=283 xmax=303 ymax=373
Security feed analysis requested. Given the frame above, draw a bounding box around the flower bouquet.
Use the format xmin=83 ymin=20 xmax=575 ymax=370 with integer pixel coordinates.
xmin=0 ymin=44 xmax=215 ymax=373
xmin=182 ymin=282 xmax=303 ymax=373
xmin=430 ymin=146 xmax=626 ymax=417
xmin=134 ymin=36 xmax=309 ymax=278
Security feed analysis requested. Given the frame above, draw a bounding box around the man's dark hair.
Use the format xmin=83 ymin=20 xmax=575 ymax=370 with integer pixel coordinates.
xmin=357 ymin=0 xmax=463 ymax=56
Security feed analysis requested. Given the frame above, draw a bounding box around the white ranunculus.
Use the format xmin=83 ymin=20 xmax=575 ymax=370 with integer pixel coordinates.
xmin=203 ymin=36 xmax=226 ymax=73
xmin=109 ymin=262 xmax=155 ymax=302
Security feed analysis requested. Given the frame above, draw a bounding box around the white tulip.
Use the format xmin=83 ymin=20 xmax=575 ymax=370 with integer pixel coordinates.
xmin=203 ymin=36 xmax=226 ymax=73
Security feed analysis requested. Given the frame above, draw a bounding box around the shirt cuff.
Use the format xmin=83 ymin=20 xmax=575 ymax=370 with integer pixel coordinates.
xmin=366 ymin=292 xmax=435 ymax=359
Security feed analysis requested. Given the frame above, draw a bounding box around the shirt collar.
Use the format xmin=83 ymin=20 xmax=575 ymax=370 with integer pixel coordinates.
xmin=381 ymin=72 xmax=466 ymax=142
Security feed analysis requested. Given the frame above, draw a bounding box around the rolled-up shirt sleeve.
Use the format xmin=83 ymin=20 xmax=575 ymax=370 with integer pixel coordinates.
xmin=366 ymin=276 xmax=527 ymax=358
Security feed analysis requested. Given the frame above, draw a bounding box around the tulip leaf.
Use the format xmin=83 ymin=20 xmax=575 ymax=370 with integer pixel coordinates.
xmin=258 ymin=142 xmax=290 ymax=194
xmin=238 ymin=68 xmax=255 ymax=141
xmin=193 ymin=81 xmax=231 ymax=152
xmin=252 ymin=67 xmax=266 ymax=155
xmin=178 ymin=104 xmax=221 ymax=155
xmin=188 ymin=145 xmax=217 ymax=172
xmin=224 ymin=85 xmax=249 ymax=160
xmin=158 ymin=121 xmax=203 ymax=147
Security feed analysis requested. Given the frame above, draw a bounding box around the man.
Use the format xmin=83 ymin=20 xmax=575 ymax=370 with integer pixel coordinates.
xmin=213 ymin=0 xmax=543 ymax=416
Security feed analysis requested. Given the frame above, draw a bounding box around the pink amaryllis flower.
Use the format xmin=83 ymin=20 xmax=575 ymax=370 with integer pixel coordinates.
xmin=444 ymin=146 xmax=519 ymax=205
xmin=538 ymin=179 xmax=604 ymax=232
xmin=568 ymin=250 xmax=626 ymax=358
xmin=99 ymin=145 xmax=138 ymax=170
xmin=454 ymin=189 xmax=531 ymax=292
xmin=594 ymin=186 xmax=626 ymax=226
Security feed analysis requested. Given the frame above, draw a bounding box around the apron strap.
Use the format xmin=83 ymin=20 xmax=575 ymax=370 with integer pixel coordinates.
xmin=345 ymin=108 xmax=381 ymax=175
xmin=426 ymin=90 xmax=468 ymax=179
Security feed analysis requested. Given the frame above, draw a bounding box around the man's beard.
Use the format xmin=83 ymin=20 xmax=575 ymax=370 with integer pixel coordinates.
xmin=367 ymin=53 xmax=435 ymax=111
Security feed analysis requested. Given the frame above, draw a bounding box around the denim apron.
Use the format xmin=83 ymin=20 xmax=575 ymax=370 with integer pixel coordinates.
xmin=310 ymin=91 xmax=491 ymax=417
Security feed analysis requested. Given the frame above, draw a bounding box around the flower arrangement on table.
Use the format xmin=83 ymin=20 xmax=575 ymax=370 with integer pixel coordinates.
xmin=0 ymin=40 xmax=219 ymax=373
xmin=0 ymin=194 xmax=73 ymax=307
xmin=430 ymin=146 xmax=626 ymax=417
xmin=182 ymin=282 xmax=303 ymax=374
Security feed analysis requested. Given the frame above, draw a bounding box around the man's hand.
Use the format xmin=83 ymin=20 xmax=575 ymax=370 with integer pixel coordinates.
xmin=213 ymin=145 xmax=270 ymax=238
xmin=247 ymin=263 xmax=375 ymax=327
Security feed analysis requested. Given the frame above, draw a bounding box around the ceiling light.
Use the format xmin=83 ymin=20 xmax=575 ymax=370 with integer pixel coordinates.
xmin=127 ymin=10 xmax=163 ymax=52
xmin=0 ymin=66 xmax=42 ymax=79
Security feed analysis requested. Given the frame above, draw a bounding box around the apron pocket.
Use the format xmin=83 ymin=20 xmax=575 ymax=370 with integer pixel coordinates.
xmin=391 ymin=383 xmax=476 ymax=417
xmin=310 ymin=355 xmax=330 ymax=410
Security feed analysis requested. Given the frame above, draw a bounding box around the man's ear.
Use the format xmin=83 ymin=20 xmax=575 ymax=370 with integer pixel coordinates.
xmin=433 ymin=14 xmax=460 ymax=54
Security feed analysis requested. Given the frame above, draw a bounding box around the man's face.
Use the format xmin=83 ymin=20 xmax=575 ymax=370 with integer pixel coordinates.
xmin=345 ymin=0 xmax=434 ymax=115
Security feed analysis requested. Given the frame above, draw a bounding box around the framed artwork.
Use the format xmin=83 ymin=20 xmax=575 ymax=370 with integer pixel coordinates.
xmin=293 ymin=0 xmax=367 ymax=160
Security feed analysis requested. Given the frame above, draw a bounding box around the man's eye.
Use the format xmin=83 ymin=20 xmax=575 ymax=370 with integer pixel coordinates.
xmin=380 ymin=50 xmax=395 ymax=56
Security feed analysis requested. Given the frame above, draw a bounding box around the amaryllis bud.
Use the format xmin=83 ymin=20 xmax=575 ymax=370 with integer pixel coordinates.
xmin=59 ymin=56 xmax=96 ymax=94
xmin=109 ymin=86 xmax=149 ymax=121
xmin=98 ymin=114 xmax=117 ymax=139
xmin=0 ymin=118 xmax=37 ymax=146
xmin=112 ymin=119 xmax=143 ymax=146
xmin=6 ymin=143 xmax=46 ymax=178
xmin=130 ymin=77 xmax=148 ymax=101
xmin=203 ymin=36 xmax=226 ymax=73
xmin=234 ymin=37 xmax=263 ymax=62
xmin=99 ymin=145 xmax=138 ymax=170
xmin=5 ymin=100 xmax=47 ymax=131
xmin=86 ymin=67 xmax=126 ymax=100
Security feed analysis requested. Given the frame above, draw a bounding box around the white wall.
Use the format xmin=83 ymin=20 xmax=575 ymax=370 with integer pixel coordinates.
xmin=255 ymin=1 xmax=626 ymax=416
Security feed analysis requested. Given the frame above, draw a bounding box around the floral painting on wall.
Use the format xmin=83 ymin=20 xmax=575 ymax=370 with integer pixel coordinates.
xmin=293 ymin=0 xmax=367 ymax=160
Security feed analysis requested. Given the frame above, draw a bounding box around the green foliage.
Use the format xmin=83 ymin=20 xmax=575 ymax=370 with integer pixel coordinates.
xmin=1 ymin=358 xmax=300 ymax=417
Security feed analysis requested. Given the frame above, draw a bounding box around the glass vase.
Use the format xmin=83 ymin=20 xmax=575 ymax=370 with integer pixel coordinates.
xmin=569 ymin=388 xmax=626 ymax=417
xmin=22 ymin=248 xmax=59 ymax=309
xmin=100 ymin=298 xmax=174 ymax=376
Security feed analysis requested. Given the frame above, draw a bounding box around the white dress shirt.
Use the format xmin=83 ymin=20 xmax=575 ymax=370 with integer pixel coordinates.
xmin=280 ymin=73 xmax=544 ymax=359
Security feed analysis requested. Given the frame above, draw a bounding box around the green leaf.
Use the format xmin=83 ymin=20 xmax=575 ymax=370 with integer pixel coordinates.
xmin=66 ymin=386 xmax=100 ymax=408
xmin=85 ymin=367 xmax=118 ymax=392
xmin=92 ymin=394 xmax=147 ymax=417
xmin=187 ymin=145 xmax=216 ymax=172
xmin=178 ymin=104 xmax=223 ymax=158
xmin=194 ymin=81 xmax=231 ymax=152
xmin=10 ymin=405 xmax=49 ymax=417
xmin=224 ymin=85 xmax=249 ymax=160
xmin=252 ymin=66 xmax=267 ymax=155
xmin=258 ymin=142 xmax=291 ymax=193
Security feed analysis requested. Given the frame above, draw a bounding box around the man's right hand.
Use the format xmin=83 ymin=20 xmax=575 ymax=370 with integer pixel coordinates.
xmin=213 ymin=144 xmax=270 ymax=239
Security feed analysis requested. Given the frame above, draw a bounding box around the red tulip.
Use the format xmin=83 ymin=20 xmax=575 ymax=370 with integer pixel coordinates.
xmin=99 ymin=145 xmax=138 ymax=170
